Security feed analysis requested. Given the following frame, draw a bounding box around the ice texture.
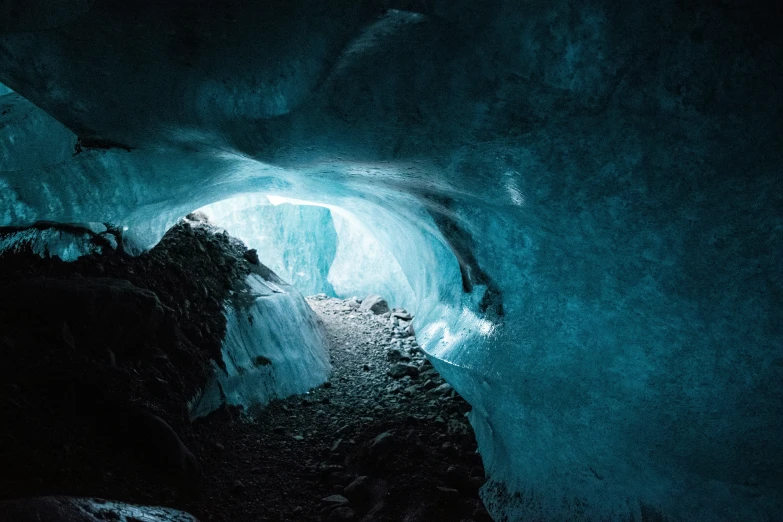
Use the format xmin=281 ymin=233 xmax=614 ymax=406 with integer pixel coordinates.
xmin=1 ymin=3 xmax=782 ymax=520
xmin=199 ymin=195 xmax=337 ymax=297
xmin=189 ymin=273 xmax=330 ymax=419
xmin=0 ymin=90 xmax=77 ymax=172
xmin=199 ymin=195 xmax=416 ymax=309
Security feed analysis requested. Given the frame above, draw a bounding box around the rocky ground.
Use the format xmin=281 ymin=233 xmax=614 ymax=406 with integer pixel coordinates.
xmin=0 ymin=220 xmax=492 ymax=522
xmin=182 ymin=295 xmax=492 ymax=522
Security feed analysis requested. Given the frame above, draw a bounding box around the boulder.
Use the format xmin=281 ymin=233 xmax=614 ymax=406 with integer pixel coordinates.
xmin=388 ymin=363 xmax=419 ymax=379
xmin=359 ymin=295 xmax=389 ymax=315
xmin=243 ymin=248 xmax=259 ymax=265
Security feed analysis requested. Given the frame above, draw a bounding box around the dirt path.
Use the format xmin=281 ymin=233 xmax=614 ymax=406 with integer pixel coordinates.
xmin=183 ymin=296 xmax=492 ymax=522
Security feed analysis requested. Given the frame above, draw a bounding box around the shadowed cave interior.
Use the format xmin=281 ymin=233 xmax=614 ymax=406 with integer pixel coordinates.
xmin=0 ymin=1 xmax=782 ymax=521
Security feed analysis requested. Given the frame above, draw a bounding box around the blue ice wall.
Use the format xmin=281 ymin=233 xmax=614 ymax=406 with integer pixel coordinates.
xmin=189 ymin=273 xmax=331 ymax=418
xmin=1 ymin=2 xmax=782 ymax=520
xmin=0 ymin=90 xmax=77 ymax=173
xmin=200 ymin=195 xmax=339 ymax=297
xmin=200 ymin=195 xmax=417 ymax=308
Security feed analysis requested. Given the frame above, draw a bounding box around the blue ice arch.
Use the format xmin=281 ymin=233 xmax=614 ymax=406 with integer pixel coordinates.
xmin=1 ymin=1 xmax=782 ymax=520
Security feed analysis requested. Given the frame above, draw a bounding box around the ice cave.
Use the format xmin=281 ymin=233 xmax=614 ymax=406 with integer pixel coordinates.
xmin=0 ymin=1 xmax=781 ymax=521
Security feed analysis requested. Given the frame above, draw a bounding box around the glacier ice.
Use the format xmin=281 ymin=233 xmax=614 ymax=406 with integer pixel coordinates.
xmin=1 ymin=2 xmax=782 ymax=520
xmin=0 ymin=89 xmax=77 ymax=172
xmin=199 ymin=195 xmax=338 ymax=297
xmin=189 ymin=273 xmax=330 ymax=419
xmin=199 ymin=194 xmax=417 ymax=309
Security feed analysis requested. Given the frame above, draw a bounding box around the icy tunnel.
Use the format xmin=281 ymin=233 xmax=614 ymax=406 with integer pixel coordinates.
xmin=1 ymin=1 xmax=782 ymax=520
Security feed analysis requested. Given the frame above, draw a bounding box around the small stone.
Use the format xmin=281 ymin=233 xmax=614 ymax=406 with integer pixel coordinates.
xmin=435 ymin=486 xmax=461 ymax=500
xmin=429 ymin=383 xmax=452 ymax=395
xmin=388 ymin=363 xmax=419 ymax=379
xmin=273 ymin=426 xmax=286 ymax=434
xmin=327 ymin=507 xmax=356 ymax=521
xmin=213 ymin=441 xmax=225 ymax=451
xmin=448 ymin=419 xmax=469 ymax=436
xmin=441 ymin=442 xmax=460 ymax=457
xmin=391 ymin=309 xmax=413 ymax=320
xmin=386 ymin=348 xmax=406 ymax=361
xmin=369 ymin=431 xmax=394 ymax=459
xmin=344 ymin=475 xmax=371 ymax=503
xmin=292 ymin=435 xmax=304 ymax=441
xmin=321 ymin=494 xmax=350 ymax=505
xmin=403 ymin=323 xmax=415 ymax=337
xmin=422 ymin=379 xmax=437 ymax=390
xmin=331 ymin=438 xmax=345 ymax=452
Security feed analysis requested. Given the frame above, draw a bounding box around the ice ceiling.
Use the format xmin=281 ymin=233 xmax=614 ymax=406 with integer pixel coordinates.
xmin=1 ymin=1 xmax=782 ymax=520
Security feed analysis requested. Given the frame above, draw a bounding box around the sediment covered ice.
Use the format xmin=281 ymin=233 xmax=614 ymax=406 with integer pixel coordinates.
xmin=0 ymin=222 xmax=117 ymax=261
xmin=189 ymin=273 xmax=331 ymax=419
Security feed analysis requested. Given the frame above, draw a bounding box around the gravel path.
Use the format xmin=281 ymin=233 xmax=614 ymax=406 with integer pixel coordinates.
xmin=184 ymin=295 xmax=492 ymax=522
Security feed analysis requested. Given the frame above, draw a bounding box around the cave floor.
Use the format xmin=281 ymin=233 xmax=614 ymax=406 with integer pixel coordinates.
xmin=180 ymin=296 xmax=491 ymax=522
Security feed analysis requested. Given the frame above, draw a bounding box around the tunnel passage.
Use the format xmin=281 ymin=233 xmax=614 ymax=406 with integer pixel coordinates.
xmin=2 ymin=0 xmax=783 ymax=520
xmin=0 ymin=210 xmax=495 ymax=521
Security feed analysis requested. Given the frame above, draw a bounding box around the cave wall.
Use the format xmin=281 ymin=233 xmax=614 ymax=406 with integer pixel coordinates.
xmin=1 ymin=1 xmax=781 ymax=520
xmin=190 ymin=273 xmax=331 ymax=419
xmin=200 ymin=195 xmax=417 ymax=309
xmin=200 ymin=195 xmax=340 ymax=297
